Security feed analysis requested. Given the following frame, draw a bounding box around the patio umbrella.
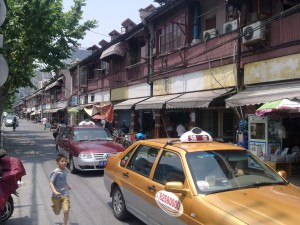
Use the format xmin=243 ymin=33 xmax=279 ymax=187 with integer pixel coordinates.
xmin=92 ymin=114 xmax=105 ymax=120
xmin=256 ymin=99 xmax=300 ymax=116
xmin=68 ymin=107 xmax=79 ymax=113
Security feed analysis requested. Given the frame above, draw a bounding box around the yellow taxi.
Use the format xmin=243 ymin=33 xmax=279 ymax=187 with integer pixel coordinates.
xmin=104 ymin=127 xmax=300 ymax=225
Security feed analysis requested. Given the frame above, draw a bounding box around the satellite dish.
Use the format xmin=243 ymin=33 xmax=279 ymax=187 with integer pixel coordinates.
xmin=0 ymin=54 xmax=8 ymax=87
xmin=0 ymin=0 xmax=7 ymax=27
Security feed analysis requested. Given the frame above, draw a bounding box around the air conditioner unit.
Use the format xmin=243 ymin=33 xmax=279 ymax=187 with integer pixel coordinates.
xmin=242 ymin=21 xmax=266 ymax=45
xmin=203 ymin=28 xmax=217 ymax=41
xmin=223 ymin=20 xmax=238 ymax=34
xmin=152 ymin=47 xmax=156 ymax=56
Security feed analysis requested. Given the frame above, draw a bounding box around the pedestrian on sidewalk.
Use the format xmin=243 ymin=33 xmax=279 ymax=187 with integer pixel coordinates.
xmin=42 ymin=117 xmax=48 ymax=130
xmin=176 ymin=122 xmax=186 ymax=137
xmin=50 ymin=154 xmax=71 ymax=225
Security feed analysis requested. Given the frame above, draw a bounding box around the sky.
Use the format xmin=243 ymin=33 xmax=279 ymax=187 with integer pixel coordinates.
xmin=63 ymin=0 xmax=159 ymax=48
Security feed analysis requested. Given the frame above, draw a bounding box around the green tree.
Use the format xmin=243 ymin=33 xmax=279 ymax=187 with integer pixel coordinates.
xmin=0 ymin=0 xmax=98 ymax=113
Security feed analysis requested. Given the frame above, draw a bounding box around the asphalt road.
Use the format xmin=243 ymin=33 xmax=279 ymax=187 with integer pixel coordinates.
xmin=2 ymin=119 xmax=145 ymax=225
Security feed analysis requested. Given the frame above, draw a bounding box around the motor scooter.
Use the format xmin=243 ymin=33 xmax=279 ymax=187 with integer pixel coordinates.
xmin=0 ymin=155 xmax=26 ymax=223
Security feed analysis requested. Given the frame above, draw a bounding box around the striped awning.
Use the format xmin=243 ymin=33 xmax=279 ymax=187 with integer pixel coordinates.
xmin=114 ymin=97 xmax=149 ymax=110
xmin=166 ymin=89 xmax=230 ymax=109
xmin=226 ymin=81 xmax=300 ymax=107
xmin=135 ymin=94 xmax=182 ymax=110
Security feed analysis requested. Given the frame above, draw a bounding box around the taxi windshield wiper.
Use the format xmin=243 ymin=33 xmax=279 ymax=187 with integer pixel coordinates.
xmin=202 ymin=186 xmax=245 ymax=195
xmin=243 ymin=181 xmax=287 ymax=188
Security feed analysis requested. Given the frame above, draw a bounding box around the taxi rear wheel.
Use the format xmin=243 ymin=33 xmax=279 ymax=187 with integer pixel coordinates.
xmin=112 ymin=186 xmax=130 ymax=220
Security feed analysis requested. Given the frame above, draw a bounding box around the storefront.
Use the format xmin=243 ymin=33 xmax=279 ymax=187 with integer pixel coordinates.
xmin=248 ymin=115 xmax=282 ymax=159
xmin=226 ymin=81 xmax=300 ymax=176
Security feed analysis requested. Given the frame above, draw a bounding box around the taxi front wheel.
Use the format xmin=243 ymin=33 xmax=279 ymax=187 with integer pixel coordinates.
xmin=112 ymin=186 xmax=130 ymax=220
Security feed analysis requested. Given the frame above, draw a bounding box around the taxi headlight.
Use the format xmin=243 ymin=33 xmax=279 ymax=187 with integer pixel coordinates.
xmin=78 ymin=153 xmax=93 ymax=159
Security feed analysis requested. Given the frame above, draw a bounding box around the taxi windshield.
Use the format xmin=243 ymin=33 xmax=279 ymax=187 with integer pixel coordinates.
xmin=186 ymin=150 xmax=286 ymax=194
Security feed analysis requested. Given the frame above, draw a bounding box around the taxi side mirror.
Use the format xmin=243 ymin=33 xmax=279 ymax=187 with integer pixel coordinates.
xmin=278 ymin=170 xmax=287 ymax=179
xmin=165 ymin=181 xmax=189 ymax=195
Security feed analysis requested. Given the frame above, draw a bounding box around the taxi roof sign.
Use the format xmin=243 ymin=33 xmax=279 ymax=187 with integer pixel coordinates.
xmin=180 ymin=127 xmax=213 ymax=142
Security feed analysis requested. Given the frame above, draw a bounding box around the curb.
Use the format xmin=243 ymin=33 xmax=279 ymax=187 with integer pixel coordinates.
xmin=0 ymin=120 xmax=5 ymax=155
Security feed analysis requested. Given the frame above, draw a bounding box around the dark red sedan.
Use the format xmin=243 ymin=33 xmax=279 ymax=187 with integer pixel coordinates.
xmin=55 ymin=125 xmax=124 ymax=173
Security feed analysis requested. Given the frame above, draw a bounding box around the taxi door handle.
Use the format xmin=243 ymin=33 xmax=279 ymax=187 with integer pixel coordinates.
xmin=122 ymin=172 xmax=129 ymax=177
xmin=147 ymin=185 xmax=156 ymax=192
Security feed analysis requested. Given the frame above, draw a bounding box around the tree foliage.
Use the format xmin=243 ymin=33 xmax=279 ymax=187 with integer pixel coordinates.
xmin=0 ymin=0 xmax=98 ymax=112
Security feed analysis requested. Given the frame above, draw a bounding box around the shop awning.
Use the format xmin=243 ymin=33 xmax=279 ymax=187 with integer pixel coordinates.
xmin=33 ymin=90 xmax=43 ymax=96
xmin=84 ymin=106 xmax=98 ymax=116
xmin=44 ymin=107 xmax=65 ymax=113
xmin=226 ymin=81 xmax=300 ymax=107
xmin=166 ymin=89 xmax=229 ymax=109
xmin=45 ymin=81 xmax=59 ymax=91
xmin=100 ymin=42 xmax=125 ymax=61
xmin=135 ymin=94 xmax=182 ymax=110
xmin=68 ymin=107 xmax=79 ymax=113
xmin=74 ymin=104 xmax=93 ymax=110
xmin=114 ymin=97 xmax=149 ymax=110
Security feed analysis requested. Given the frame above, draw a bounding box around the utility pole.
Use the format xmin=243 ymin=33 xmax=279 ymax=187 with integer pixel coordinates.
xmin=0 ymin=0 xmax=8 ymax=88
xmin=77 ymin=63 xmax=80 ymax=106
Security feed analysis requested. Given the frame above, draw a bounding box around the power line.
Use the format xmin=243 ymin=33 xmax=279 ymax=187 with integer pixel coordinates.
xmin=86 ymin=30 xmax=110 ymax=38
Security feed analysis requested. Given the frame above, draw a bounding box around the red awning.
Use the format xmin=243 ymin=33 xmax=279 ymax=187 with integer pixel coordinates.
xmin=92 ymin=114 xmax=105 ymax=120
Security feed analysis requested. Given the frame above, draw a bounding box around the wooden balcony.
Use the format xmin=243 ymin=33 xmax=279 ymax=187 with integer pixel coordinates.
xmin=87 ymin=77 xmax=110 ymax=92
xmin=56 ymin=92 xmax=65 ymax=101
xmin=126 ymin=62 xmax=148 ymax=81
xmin=152 ymin=32 xmax=238 ymax=77
xmin=269 ymin=13 xmax=300 ymax=47
xmin=241 ymin=13 xmax=300 ymax=65
xmin=109 ymin=61 xmax=148 ymax=88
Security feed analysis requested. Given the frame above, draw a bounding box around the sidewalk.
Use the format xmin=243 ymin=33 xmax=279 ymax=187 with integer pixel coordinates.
xmin=0 ymin=121 xmax=5 ymax=156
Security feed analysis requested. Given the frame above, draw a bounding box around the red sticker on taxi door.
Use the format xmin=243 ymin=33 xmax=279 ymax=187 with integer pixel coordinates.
xmin=155 ymin=190 xmax=183 ymax=217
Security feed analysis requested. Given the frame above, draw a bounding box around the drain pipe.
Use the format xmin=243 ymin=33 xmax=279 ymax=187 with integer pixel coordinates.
xmin=145 ymin=24 xmax=153 ymax=97
xmin=192 ymin=2 xmax=201 ymax=44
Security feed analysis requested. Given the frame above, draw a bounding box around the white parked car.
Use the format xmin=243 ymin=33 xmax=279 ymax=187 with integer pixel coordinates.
xmin=4 ymin=115 xmax=19 ymax=127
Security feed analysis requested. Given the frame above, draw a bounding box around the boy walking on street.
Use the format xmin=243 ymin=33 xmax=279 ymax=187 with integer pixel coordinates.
xmin=50 ymin=154 xmax=71 ymax=225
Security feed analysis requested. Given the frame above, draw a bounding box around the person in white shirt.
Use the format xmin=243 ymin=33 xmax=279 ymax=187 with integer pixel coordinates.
xmin=42 ymin=117 xmax=48 ymax=130
xmin=176 ymin=123 xmax=186 ymax=137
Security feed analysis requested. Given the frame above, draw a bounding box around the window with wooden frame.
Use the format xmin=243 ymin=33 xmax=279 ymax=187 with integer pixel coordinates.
xmin=111 ymin=58 xmax=122 ymax=73
xmin=157 ymin=17 xmax=183 ymax=54
xmin=247 ymin=0 xmax=272 ymax=23
xmin=91 ymin=93 xmax=95 ymax=102
xmin=283 ymin=0 xmax=298 ymax=10
xmin=205 ymin=16 xmax=216 ymax=30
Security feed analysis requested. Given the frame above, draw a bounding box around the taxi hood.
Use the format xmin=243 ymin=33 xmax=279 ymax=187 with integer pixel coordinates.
xmin=73 ymin=140 xmax=124 ymax=153
xmin=203 ymin=184 xmax=300 ymax=224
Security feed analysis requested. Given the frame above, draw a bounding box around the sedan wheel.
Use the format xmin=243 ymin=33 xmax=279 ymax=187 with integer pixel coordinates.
xmin=69 ymin=156 xmax=77 ymax=174
xmin=112 ymin=186 xmax=130 ymax=220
